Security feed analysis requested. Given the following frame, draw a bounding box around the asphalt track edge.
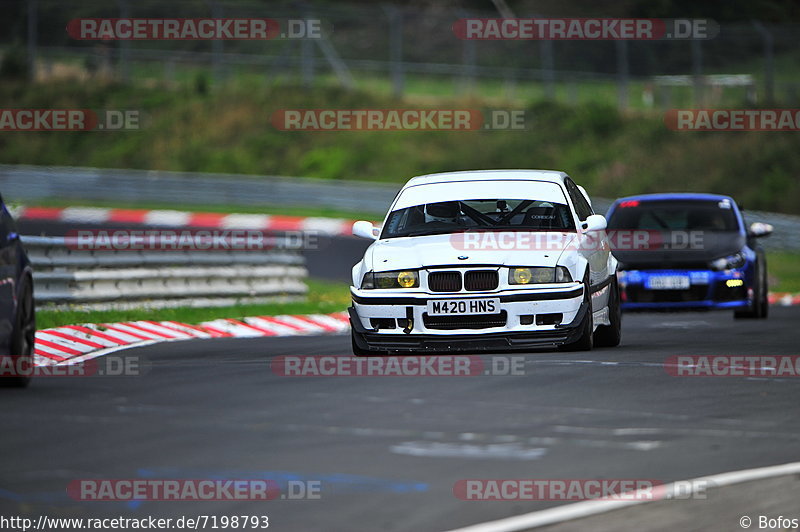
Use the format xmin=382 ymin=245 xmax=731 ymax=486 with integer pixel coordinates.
xmin=445 ymin=460 xmax=800 ymax=532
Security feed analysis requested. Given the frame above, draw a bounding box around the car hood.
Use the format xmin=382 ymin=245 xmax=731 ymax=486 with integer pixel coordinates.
xmin=611 ymin=230 xmax=746 ymax=269
xmin=366 ymin=232 xmax=576 ymax=271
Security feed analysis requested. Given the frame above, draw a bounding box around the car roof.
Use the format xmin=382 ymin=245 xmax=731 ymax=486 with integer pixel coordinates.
xmin=403 ymin=169 xmax=569 ymax=187
xmin=612 ymin=192 xmax=736 ymax=204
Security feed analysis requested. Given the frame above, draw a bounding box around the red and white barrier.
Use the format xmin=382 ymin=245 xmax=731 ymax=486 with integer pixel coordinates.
xmin=34 ymin=311 xmax=351 ymax=366
xmin=15 ymin=205 xmax=358 ymax=237
xmin=767 ymin=292 xmax=800 ymax=307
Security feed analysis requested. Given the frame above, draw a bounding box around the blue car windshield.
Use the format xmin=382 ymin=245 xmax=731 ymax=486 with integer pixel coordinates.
xmin=381 ymin=199 xmax=576 ymax=238
xmin=608 ymin=199 xmax=740 ymax=232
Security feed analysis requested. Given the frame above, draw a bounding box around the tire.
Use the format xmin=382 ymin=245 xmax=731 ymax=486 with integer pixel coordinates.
xmin=594 ymin=276 xmax=622 ymax=348
xmin=758 ymin=255 xmax=769 ymax=319
xmin=734 ymin=257 xmax=768 ymax=320
xmin=560 ymin=274 xmax=593 ymax=352
xmin=1 ymin=278 xmax=35 ymax=388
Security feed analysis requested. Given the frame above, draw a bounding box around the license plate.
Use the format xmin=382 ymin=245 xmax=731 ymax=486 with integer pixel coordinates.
xmin=646 ymin=275 xmax=690 ymax=290
xmin=427 ymin=298 xmax=501 ymax=316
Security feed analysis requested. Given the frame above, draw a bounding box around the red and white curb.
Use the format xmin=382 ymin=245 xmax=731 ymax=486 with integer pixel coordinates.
xmin=768 ymin=292 xmax=800 ymax=306
xmin=27 ymin=294 xmax=800 ymax=366
xmin=13 ymin=205 xmax=362 ymax=238
xmin=34 ymin=311 xmax=351 ymax=366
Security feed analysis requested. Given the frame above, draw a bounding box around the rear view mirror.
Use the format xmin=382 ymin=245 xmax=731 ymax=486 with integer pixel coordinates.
xmin=749 ymin=222 xmax=773 ymax=238
xmin=353 ymin=220 xmax=379 ymax=240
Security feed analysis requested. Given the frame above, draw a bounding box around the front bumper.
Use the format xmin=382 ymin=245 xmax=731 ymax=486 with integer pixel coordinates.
xmin=349 ymin=284 xmax=587 ymax=352
xmin=619 ymin=268 xmax=750 ymax=310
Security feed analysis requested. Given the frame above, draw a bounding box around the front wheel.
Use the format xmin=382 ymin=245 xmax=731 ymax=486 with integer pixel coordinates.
xmin=594 ymin=276 xmax=621 ymax=348
xmin=734 ymin=258 xmax=768 ymax=320
xmin=2 ymin=279 xmax=35 ymax=388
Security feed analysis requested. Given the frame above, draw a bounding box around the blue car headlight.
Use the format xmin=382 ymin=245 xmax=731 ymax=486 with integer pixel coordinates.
xmin=710 ymin=251 xmax=746 ymax=271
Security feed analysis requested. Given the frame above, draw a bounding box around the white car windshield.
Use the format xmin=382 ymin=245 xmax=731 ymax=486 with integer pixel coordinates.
xmin=381 ymin=199 xmax=577 ymax=238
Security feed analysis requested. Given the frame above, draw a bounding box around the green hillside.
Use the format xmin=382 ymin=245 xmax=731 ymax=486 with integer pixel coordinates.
xmin=1 ymin=80 xmax=799 ymax=214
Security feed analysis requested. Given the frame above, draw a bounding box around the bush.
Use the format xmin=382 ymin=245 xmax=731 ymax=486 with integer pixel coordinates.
xmin=0 ymin=45 xmax=28 ymax=80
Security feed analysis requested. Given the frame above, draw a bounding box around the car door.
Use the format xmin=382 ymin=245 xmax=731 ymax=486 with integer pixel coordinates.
xmin=564 ymin=178 xmax=610 ymax=308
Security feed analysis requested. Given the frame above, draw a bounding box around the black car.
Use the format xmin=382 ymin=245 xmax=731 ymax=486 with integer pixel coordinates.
xmin=0 ymin=193 xmax=35 ymax=387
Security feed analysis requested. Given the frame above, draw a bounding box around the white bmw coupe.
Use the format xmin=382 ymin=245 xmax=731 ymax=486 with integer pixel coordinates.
xmin=349 ymin=170 xmax=620 ymax=355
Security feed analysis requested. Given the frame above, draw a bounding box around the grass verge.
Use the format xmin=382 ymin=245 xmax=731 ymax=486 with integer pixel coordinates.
xmin=35 ymin=279 xmax=352 ymax=330
xmin=767 ymin=251 xmax=800 ymax=293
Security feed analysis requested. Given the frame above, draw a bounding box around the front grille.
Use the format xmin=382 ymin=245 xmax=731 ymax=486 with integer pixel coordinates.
xmin=625 ymin=285 xmax=709 ymax=303
xmin=428 ymin=271 xmax=462 ymax=292
xmin=621 ymin=261 xmax=711 ymax=270
xmin=423 ymin=311 xmax=508 ymax=330
xmin=464 ymin=270 xmax=499 ymax=291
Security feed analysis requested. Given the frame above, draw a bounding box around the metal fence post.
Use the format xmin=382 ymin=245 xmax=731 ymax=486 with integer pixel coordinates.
xmin=206 ymin=0 xmax=224 ymax=86
xmin=116 ymin=0 xmax=130 ymax=82
xmin=461 ymin=38 xmax=477 ymax=94
xmin=387 ymin=6 xmax=404 ymax=98
xmin=26 ymin=0 xmax=37 ymax=81
xmin=692 ymin=39 xmax=704 ymax=107
xmin=752 ymin=21 xmax=775 ymax=104
xmin=301 ymin=30 xmax=315 ymax=86
xmin=541 ymin=39 xmax=555 ymax=100
xmin=616 ymin=40 xmax=629 ymax=110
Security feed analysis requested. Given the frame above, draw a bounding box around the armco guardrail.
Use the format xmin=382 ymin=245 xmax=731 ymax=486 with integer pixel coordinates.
xmin=22 ymin=236 xmax=308 ymax=308
xmin=0 ymin=164 xmax=400 ymax=215
xmin=4 ymin=165 xmax=799 ymax=250
xmin=741 ymin=210 xmax=800 ymax=251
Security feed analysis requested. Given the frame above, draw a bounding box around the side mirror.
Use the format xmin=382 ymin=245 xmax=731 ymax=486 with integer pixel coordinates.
xmin=353 ymin=220 xmax=379 ymax=240
xmin=582 ymin=214 xmax=607 ymax=232
xmin=748 ymin=222 xmax=773 ymax=238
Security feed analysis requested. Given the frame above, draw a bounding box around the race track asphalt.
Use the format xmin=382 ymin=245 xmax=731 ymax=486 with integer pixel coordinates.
xmin=2 ymin=306 xmax=799 ymax=531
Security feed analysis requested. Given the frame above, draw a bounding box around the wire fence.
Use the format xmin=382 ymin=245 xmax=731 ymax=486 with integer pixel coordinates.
xmin=3 ymin=0 xmax=800 ymax=108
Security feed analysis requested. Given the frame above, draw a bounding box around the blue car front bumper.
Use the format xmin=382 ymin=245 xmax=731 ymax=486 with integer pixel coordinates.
xmin=618 ymin=268 xmax=752 ymax=310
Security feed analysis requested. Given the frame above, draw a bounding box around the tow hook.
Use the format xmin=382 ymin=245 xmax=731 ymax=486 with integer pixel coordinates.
xmin=403 ymin=307 xmax=414 ymax=334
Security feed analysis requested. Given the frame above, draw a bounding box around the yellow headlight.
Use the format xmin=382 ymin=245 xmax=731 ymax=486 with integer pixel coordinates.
xmin=397 ymin=271 xmax=417 ymax=288
xmin=512 ymin=268 xmax=532 ymax=284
